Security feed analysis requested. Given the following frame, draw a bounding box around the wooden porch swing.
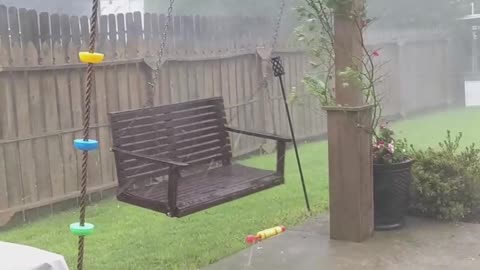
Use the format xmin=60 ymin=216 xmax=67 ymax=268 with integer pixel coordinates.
xmin=108 ymin=0 xmax=310 ymax=218
xmin=109 ymin=97 xmax=291 ymax=217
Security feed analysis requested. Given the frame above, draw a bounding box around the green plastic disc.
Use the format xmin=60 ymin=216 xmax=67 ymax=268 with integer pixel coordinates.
xmin=70 ymin=222 xmax=95 ymax=237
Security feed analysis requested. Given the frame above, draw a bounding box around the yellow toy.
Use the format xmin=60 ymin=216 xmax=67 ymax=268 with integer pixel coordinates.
xmin=246 ymin=225 xmax=286 ymax=244
xmin=79 ymin=52 xmax=105 ymax=64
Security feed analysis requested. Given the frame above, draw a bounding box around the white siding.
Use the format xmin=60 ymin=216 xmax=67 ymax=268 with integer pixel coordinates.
xmin=100 ymin=0 xmax=144 ymax=15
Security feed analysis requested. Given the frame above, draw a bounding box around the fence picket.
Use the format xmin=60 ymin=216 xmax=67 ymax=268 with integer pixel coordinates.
xmin=14 ymin=8 xmax=37 ymax=205
xmin=0 ymin=5 xmax=12 ymax=209
xmin=116 ymin=13 xmax=130 ymax=110
xmin=96 ymin=15 xmax=114 ymax=186
xmin=26 ymin=10 xmax=52 ymax=201
xmin=52 ymin=14 xmax=76 ymax=195
xmin=40 ymin=12 xmax=65 ymax=198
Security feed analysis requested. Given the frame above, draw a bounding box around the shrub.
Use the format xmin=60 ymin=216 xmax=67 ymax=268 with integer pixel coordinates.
xmin=409 ymin=131 xmax=480 ymax=221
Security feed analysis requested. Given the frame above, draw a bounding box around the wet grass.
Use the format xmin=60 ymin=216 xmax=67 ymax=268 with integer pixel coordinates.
xmin=394 ymin=107 xmax=480 ymax=148
xmin=0 ymin=143 xmax=329 ymax=270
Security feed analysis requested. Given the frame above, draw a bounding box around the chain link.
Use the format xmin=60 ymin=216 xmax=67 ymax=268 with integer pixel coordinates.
xmin=147 ymin=0 xmax=175 ymax=106
xmin=115 ymin=0 xmax=175 ymax=142
xmin=123 ymin=0 xmax=283 ymax=138
xmin=271 ymin=0 xmax=286 ymax=52
xmin=227 ymin=0 xmax=287 ymax=127
xmin=115 ymin=0 xmax=284 ymax=160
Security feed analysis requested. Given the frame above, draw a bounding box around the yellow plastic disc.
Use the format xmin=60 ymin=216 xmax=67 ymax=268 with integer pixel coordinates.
xmin=79 ymin=52 xmax=105 ymax=64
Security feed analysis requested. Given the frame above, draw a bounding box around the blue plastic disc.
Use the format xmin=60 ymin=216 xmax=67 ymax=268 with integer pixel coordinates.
xmin=74 ymin=139 xmax=99 ymax=151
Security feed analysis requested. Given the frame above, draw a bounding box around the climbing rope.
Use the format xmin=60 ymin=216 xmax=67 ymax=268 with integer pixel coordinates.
xmin=70 ymin=2 xmax=176 ymax=266
xmin=70 ymin=0 xmax=101 ymax=269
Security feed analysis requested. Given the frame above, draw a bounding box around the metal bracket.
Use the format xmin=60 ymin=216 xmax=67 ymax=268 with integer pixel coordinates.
xmin=256 ymin=47 xmax=273 ymax=88
xmin=143 ymin=57 xmax=166 ymax=71
xmin=256 ymin=47 xmax=272 ymax=60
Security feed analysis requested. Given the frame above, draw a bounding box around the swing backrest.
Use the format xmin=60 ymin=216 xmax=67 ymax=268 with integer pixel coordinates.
xmin=109 ymin=97 xmax=233 ymax=189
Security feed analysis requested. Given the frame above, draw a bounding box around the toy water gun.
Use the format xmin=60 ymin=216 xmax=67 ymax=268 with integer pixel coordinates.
xmin=245 ymin=225 xmax=286 ymax=244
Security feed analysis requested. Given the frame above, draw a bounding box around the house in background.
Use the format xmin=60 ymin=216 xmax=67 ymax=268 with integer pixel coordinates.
xmin=0 ymin=0 xmax=90 ymax=15
xmin=0 ymin=0 xmax=145 ymax=16
xmin=100 ymin=0 xmax=144 ymax=15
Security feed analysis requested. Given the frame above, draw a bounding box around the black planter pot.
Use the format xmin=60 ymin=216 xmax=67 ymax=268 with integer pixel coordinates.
xmin=373 ymin=160 xmax=414 ymax=231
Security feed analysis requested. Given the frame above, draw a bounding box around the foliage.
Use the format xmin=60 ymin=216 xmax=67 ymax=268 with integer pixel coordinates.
xmin=325 ymin=0 xmax=355 ymax=11
xmin=303 ymin=74 xmax=333 ymax=106
xmin=294 ymin=1 xmax=378 ymax=104
xmin=373 ymin=123 xmax=410 ymax=164
xmin=409 ymin=131 xmax=480 ymax=221
xmin=294 ymin=0 xmax=383 ymax=137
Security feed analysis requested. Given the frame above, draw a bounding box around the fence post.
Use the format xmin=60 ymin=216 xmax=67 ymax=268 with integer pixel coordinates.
xmin=397 ymin=40 xmax=409 ymax=117
xmin=445 ymin=36 xmax=457 ymax=107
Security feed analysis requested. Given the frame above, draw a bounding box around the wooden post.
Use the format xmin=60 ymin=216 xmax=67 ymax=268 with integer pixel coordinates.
xmin=324 ymin=0 xmax=374 ymax=242
xmin=333 ymin=1 xmax=364 ymax=107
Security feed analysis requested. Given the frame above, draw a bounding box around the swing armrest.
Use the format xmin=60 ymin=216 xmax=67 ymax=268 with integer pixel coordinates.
xmin=111 ymin=147 xmax=189 ymax=167
xmin=226 ymin=127 xmax=288 ymax=176
xmin=225 ymin=127 xmax=292 ymax=142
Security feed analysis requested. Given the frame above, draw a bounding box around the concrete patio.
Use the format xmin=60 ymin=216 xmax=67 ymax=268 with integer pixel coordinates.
xmin=204 ymin=216 xmax=480 ymax=270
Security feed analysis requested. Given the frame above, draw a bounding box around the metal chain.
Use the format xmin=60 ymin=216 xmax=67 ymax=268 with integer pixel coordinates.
xmin=115 ymin=1 xmax=282 ymax=190
xmin=271 ymin=0 xmax=286 ymax=52
xmin=116 ymin=0 xmax=175 ymax=141
xmin=147 ymin=0 xmax=175 ymax=106
xmin=109 ymin=0 xmax=177 ymax=199
xmin=227 ymin=0 xmax=287 ymax=127
xmin=77 ymin=0 xmax=99 ymax=269
xmin=119 ymin=0 xmax=279 ymax=144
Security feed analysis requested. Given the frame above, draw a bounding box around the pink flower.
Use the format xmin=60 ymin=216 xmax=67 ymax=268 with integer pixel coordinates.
xmin=387 ymin=143 xmax=395 ymax=153
xmin=361 ymin=20 xmax=367 ymax=29
xmin=372 ymin=50 xmax=380 ymax=57
xmin=361 ymin=19 xmax=372 ymax=29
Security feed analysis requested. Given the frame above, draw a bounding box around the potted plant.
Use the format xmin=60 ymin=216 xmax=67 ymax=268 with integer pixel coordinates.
xmin=372 ymin=123 xmax=414 ymax=230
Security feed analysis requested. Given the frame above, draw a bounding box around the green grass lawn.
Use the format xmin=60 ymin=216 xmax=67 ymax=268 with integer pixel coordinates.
xmin=393 ymin=107 xmax=480 ymax=149
xmin=1 ymin=107 xmax=480 ymax=270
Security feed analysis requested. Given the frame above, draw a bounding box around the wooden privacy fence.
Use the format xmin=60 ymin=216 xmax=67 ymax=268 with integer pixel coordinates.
xmin=0 ymin=6 xmax=321 ymax=223
xmin=0 ymin=6 xmax=456 ymax=224
xmin=366 ymin=28 xmax=456 ymax=117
